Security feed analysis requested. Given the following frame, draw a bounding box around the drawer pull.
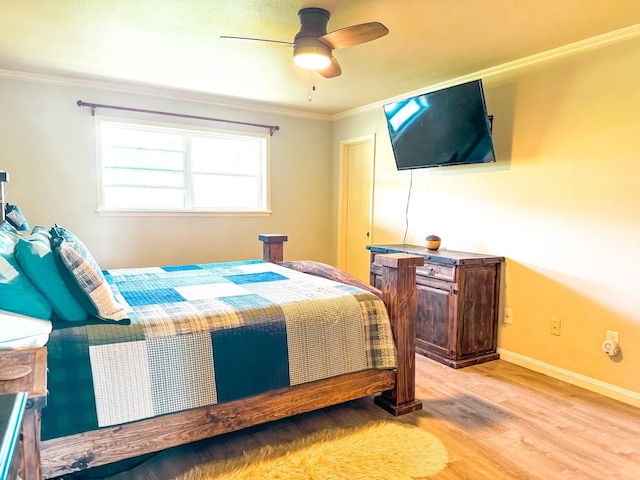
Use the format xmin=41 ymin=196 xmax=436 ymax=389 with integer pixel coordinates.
xmin=0 ymin=365 xmax=32 ymax=381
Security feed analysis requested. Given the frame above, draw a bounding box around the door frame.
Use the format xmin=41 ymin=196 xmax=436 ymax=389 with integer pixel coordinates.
xmin=337 ymin=134 xmax=376 ymax=273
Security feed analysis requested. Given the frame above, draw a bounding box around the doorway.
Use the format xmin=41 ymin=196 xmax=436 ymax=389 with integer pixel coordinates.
xmin=337 ymin=134 xmax=375 ymax=283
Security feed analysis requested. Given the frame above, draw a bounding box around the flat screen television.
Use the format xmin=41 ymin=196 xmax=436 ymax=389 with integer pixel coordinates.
xmin=383 ymin=79 xmax=496 ymax=170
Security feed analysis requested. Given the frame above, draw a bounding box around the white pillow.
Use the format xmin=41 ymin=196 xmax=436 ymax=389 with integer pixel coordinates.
xmin=0 ymin=309 xmax=52 ymax=348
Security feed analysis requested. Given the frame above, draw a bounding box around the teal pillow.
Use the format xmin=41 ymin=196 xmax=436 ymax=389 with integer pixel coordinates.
xmin=15 ymin=226 xmax=89 ymax=322
xmin=0 ymin=221 xmax=22 ymax=241
xmin=0 ymin=226 xmax=52 ymax=320
xmin=50 ymin=225 xmax=129 ymax=324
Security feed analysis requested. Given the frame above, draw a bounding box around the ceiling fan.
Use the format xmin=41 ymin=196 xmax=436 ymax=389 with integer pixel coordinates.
xmin=220 ymin=7 xmax=389 ymax=78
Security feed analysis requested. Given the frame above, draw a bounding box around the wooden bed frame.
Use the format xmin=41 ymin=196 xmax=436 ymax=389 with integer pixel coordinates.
xmin=38 ymin=234 xmax=424 ymax=479
xmin=0 ymin=174 xmax=422 ymax=477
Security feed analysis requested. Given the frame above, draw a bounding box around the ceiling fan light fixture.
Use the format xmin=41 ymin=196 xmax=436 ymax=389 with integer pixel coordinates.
xmin=222 ymin=6 xmax=387 ymax=79
xmin=293 ymin=43 xmax=331 ymax=70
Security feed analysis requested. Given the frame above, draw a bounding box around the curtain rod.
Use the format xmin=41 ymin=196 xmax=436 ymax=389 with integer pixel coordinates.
xmin=77 ymin=100 xmax=280 ymax=136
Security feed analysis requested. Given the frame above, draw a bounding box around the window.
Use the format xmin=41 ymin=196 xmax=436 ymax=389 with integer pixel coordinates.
xmin=96 ymin=118 xmax=270 ymax=214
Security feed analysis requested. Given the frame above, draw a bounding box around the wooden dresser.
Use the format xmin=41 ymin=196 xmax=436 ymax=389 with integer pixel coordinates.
xmin=368 ymin=245 xmax=504 ymax=368
xmin=0 ymin=348 xmax=47 ymax=480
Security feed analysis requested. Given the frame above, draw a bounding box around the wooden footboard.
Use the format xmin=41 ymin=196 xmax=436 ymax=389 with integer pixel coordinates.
xmin=260 ymin=234 xmax=424 ymax=415
xmin=40 ymin=235 xmax=422 ymax=478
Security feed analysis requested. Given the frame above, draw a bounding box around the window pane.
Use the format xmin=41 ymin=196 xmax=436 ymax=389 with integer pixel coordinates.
xmin=191 ymin=136 xmax=263 ymax=175
xmin=193 ymin=174 xmax=261 ymax=209
xmin=103 ymin=147 xmax=184 ymax=171
xmin=103 ymin=186 xmax=185 ymax=209
xmin=103 ymin=167 xmax=184 ymax=187
xmin=102 ymin=125 xmax=185 ymax=151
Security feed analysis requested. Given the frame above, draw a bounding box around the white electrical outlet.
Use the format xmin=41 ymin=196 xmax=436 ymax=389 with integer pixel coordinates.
xmin=504 ymin=308 xmax=513 ymax=324
xmin=606 ymin=330 xmax=620 ymax=344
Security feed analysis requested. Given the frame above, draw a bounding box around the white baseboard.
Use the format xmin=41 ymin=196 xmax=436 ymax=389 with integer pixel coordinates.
xmin=498 ymin=349 xmax=640 ymax=408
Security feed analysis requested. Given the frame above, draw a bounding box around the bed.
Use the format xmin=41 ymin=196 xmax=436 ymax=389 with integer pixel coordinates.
xmin=0 ymin=178 xmax=423 ymax=479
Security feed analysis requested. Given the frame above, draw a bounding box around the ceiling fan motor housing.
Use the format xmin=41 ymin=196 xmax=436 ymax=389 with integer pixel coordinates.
xmin=295 ymin=8 xmax=330 ymax=39
xmin=293 ymin=8 xmax=332 ymax=67
xmin=295 ymin=8 xmax=331 ymax=49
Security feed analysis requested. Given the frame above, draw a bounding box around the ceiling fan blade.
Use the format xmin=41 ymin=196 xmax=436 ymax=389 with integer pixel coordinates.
xmin=219 ymin=35 xmax=293 ymax=46
xmin=319 ymin=56 xmax=341 ymax=78
xmin=320 ymin=22 xmax=388 ymax=49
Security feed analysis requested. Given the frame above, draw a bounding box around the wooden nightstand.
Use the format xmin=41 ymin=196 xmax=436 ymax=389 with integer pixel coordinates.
xmin=369 ymin=245 xmax=504 ymax=368
xmin=0 ymin=348 xmax=47 ymax=480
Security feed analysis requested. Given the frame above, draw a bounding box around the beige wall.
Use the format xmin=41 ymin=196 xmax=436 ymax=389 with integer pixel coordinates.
xmin=2 ymin=32 xmax=639 ymax=403
xmin=332 ymin=36 xmax=640 ymax=401
xmin=0 ymin=78 xmax=333 ymax=268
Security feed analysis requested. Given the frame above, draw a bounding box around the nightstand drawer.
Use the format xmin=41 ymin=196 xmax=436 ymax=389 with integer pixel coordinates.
xmin=417 ymin=262 xmax=456 ymax=282
xmin=0 ymin=349 xmax=47 ymax=409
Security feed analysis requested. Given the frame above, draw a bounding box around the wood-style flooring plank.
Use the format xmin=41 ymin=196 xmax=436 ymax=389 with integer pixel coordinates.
xmin=71 ymin=356 xmax=640 ymax=480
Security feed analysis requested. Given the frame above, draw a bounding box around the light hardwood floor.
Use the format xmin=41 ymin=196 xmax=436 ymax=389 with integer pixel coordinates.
xmin=73 ymin=355 xmax=640 ymax=479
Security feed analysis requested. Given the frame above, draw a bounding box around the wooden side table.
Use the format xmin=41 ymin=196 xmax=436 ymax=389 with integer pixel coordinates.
xmin=369 ymin=245 xmax=504 ymax=368
xmin=0 ymin=348 xmax=47 ymax=480
xmin=0 ymin=392 xmax=28 ymax=480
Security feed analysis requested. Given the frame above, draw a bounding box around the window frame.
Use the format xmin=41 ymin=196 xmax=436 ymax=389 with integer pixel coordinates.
xmin=95 ymin=115 xmax=272 ymax=217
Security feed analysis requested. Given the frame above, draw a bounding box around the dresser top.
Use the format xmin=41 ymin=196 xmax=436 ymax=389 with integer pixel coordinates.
xmin=367 ymin=244 xmax=504 ymax=266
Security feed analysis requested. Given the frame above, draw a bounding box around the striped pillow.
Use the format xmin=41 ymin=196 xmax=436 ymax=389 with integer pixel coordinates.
xmin=50 ymin=225 xmax=129 ymax=324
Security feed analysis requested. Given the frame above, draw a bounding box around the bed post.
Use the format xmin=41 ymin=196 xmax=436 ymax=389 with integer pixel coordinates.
xmin=373 ymin=253 xmax=424 ymax=416
xmin=257 ymin=234 xmax=423 ymax=415
xmin=0 ymin=171 xmax=8 ymax=224
xmin=258 ymin=234 xmax=288 ymax=263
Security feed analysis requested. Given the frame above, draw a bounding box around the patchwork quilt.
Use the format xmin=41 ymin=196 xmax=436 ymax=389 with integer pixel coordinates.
xmin=42 ymin=260 xmax=396 ymax=440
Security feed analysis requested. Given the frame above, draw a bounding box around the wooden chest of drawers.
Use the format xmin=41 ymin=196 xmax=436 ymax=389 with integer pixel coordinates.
xmin=0 ymin=348 xmax=47 ymax=480
xmin=369 ymin=245 xmax=504 ymax=369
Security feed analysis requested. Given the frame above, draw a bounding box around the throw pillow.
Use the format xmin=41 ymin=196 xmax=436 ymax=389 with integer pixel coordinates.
xmin=0 ymin=227 xmax=52 ymax=319
xmin=50 ymin=224 xmax=129 ymax=324
xmin=0 ymin=220 xmax=22 ymax=241
xmin=15 ymin=226 xmax=89 ymax=322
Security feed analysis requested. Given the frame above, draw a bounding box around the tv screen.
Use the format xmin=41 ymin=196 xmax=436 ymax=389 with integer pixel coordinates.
xmin=383 ymin=79 xmax=496 ymax=170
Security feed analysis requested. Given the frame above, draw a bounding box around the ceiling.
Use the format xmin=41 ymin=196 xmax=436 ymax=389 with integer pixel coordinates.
xmin=1 ymin=0 xmax=640 ymax=116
